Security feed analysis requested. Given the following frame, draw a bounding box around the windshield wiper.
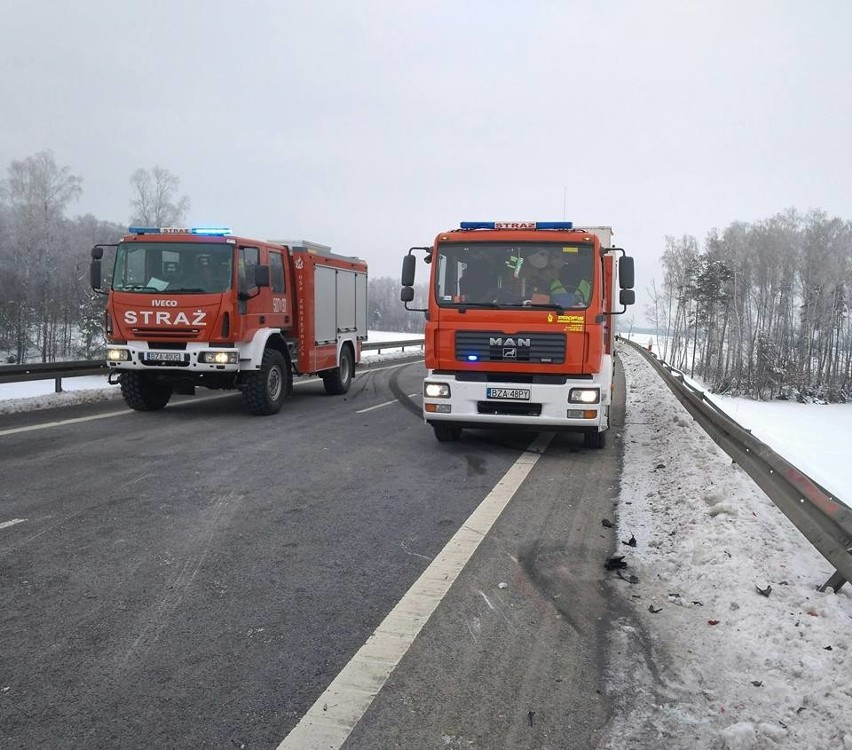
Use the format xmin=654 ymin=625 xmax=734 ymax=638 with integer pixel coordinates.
xmin=445 ymin=301 xmax=502 ymax=309
xmin=117 ymin=285 xmax=161 ymax=292
xmin=501 ymin=302 xmax=566 ymax=311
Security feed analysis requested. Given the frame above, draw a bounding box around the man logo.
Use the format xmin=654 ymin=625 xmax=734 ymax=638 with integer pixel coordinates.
xmin=489 ymin=337 xmax=531 ymax=347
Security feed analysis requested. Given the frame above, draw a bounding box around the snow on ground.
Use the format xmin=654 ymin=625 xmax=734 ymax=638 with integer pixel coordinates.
xmin=2 ymin=333 xmax=851 ymax=748
xmin=602 ymin=343 xmax=852 ymax=750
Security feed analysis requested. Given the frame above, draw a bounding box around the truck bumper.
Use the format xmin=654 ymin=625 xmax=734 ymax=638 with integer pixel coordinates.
xmin=422 ymin=371 xmax=610 ymax=432
xmin=105 ymin=342 xmax=241 ymax=374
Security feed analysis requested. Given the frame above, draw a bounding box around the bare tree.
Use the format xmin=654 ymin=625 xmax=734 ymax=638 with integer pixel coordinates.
xmin=657 ymin=209 xmax=852 ymax=402
xmin=129 ymin=166 xmax=190 ymax=226
xmin=1 ymin=150 xmax=82 ymax=362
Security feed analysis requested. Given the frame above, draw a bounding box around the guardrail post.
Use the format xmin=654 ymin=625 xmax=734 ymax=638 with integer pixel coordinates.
xmin=54 ymin=377 xmax=63 ymax=393
xmin=819 ymin=562 xmax=849 ymax=593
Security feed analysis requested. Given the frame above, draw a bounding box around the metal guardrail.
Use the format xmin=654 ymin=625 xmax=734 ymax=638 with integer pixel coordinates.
xmin=0 ymin=338 xmax=425 ymax=392
xmin=618 ymin=336 xmax=852 ymax=593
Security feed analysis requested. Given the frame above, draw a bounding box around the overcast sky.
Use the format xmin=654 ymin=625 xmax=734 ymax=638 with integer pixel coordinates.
xmin=2 ymin=1 xmax=851 ymax=321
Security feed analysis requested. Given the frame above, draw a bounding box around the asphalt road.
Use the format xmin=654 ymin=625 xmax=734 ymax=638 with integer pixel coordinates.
xmin=0 ymin=358 xmax=628 ymax=749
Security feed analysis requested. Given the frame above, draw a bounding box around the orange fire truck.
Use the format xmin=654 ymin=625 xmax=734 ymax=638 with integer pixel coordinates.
xmin=401 ymin=221 xmax=635 ymax=445
xmin=91 ymin=227 xmax=367 ymax=415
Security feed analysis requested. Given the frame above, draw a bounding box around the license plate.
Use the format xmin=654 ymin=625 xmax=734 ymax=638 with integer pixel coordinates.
xmin=486 ymin=387 xmax=530 ymax=400
xmin=144 ymin=351 xmax=184 ymax=362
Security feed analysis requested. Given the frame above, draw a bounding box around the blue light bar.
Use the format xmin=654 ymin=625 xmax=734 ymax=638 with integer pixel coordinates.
xmin=127 ymin=226 xmax=232 ymax=236
xmin=459 ymin=221 xmax=573 ymax=231
xmin=191 ymin=227 xmax=232 ymax=236
xmin=535 ymin=221 xmax=574 ymax=230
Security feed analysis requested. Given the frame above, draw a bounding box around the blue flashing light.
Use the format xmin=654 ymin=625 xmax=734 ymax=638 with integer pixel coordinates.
xmin=191 ymin=227 xmax=232 ymax=236
xmin=460 ymin=222 xmax=496 ymax=230
xmin=535 ymin=221 xmax=574 ymax=230
xmin=459 ymin=221 xmax=574 ymax=231
xmin=128 ymin=226 xmax=163 ymax=234
xmin=467 ymin=354 xmax=479 ymax=362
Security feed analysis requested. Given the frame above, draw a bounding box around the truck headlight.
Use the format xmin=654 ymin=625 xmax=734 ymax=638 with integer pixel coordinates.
xmin=106 ymin=348 xmax=130 ymax=362
xmin=569 ymin=388 xmax=600 ymax=404
xmin=425 ymin=382 xmax=451 ymax=398
xmin=200 ymin=351 xmax=239 ymax=364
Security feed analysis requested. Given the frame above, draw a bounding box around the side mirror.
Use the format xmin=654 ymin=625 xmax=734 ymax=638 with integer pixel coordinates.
xmin=90 ymin=259 xmax=103 ymax=290
xmin=620 ymin=289 xmax=636 ymax=306
xmin=401 ymin=287 xmax=414 ymax=303
xmin=619 ymin=256 xmax=635 ymax=290
xmin=91 ymin=245 xmax=104 ymax=260
xmin=401 ymin=254 xmax=417 ymax=287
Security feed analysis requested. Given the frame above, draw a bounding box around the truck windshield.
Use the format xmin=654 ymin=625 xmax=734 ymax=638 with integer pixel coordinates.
xmin=112 ymin=242 xmax=234 ymax=293
xmin=435 ymin=241 xmax=594 ymax=309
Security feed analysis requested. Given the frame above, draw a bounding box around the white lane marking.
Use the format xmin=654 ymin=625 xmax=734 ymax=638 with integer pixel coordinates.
xmin=0 ymin=410 xmax=129 ymax=437
xmin=0 ymin=393 xmax=232 ymax=437
xmin=355 ymin=394 xmax=420 ymax=414
xmin=276 ymin=431 xmax=555 ymax=750
xmin=0 ymin=518 xmax=27 ymax=530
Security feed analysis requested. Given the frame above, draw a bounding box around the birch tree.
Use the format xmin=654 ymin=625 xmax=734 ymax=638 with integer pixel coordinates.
xmin=129 ymin=166 xmax=190 ymax=226
xmin=0 ymin=150 xmax=82 ymax=362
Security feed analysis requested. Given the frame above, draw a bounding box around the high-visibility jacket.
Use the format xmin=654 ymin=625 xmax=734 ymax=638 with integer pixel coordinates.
xmin=549 ymin=277 xmax=569 ymax=296
xmin=552 ymin=276 xmax=591 ymax=304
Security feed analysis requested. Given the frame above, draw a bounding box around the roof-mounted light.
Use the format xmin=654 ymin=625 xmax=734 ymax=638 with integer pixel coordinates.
xmin=459 ymin=221 xmax=573 ymax=231
xmin=128 ymin=226 xmax=232 ymax=236
xmin=191 ymin=227 xmax=232 ymax=236
xmin=535 ymin=222 xmax=574 ymax=230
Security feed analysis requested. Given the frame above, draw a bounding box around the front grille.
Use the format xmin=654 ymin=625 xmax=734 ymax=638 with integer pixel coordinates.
xmin=455 ymin=331 xmax=565 ymax=363
xmin=140 ymin=358 xmax=190 ymax=367
xmin=477 ymin=401 xmax=542 ymax=416
xmin=453 ymin=372 xmax=569 ymax=384
xmin=131 ymin=328 xmax=200 ymax=339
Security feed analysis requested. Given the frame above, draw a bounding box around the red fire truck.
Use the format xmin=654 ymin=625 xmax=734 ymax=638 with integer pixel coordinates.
xmin=91 ymin=227 xmax=368 ymax=415
xmin=401 ymin=221 xmax=635 ymax=445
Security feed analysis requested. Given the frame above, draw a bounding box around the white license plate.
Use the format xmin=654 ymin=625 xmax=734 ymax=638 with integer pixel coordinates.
xmin=486 ymin=387 xmax=530 ymax=400
xmin=144 ymin=351 xmax=184 ymax=362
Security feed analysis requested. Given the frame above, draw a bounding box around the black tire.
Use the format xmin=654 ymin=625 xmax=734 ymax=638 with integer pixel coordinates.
xmin=433 ymin=423 xmax=462 ymax=442
xmin=242 ymin=348 xmax=290 ymax=415
xmin=322 ymin=345 xmax=354 ymax=395
xmin=120 ymin=372 xmax=172 ymax=411
xmin=584 ymin=429 xmax=607 ymax=449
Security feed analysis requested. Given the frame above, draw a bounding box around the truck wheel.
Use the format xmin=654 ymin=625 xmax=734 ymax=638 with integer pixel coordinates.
xmin=322 ymin=345 xmax=354 ymax=395
xmin=433 ymin=423 xmax=462 ymax=442
xmin=584 ymin=430 xmax=607 ymax=449
xmin=120 ymin=372 xmax=172 ymax=411
xmin=242 ymin=349 xmax=290 ymax=415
